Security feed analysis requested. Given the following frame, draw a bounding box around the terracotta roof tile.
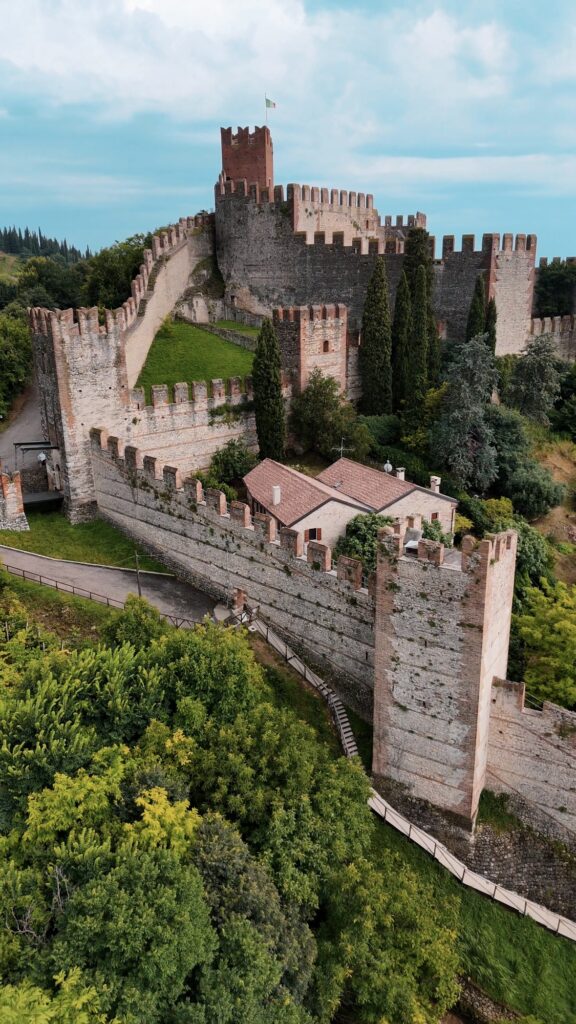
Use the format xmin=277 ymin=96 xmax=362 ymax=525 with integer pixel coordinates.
xmin=244 ymin=459 xmax=369 ymax=526
xmin=317 ymin=458 xmax=416 ymax=509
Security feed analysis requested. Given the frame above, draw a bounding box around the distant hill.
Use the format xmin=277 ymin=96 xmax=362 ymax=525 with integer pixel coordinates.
xmin=0 ymin=226 xmax=90 ymax=263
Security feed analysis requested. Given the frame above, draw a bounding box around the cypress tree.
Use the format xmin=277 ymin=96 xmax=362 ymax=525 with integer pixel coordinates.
xmin=485 ymin=297 xmax=497 ymax=352
xmin=359 ymin=256 xmax=393 ymax=414
xmin=466 ymin=274 xmax=486 ymax=341
xmin=403 ymin=264 xmax=428 ymax=429
xmin=404 ymin=226 xmax=440 ymax=383
xmin=252 ymin=318 xmax=286 ymax=460
xmin=391 ymin=270 xmax=412 ymax=413
xmin=427 ymin=309 xmax=441 ymax=386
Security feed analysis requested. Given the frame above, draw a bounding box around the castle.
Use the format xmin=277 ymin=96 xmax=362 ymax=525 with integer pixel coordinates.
xmin=17 ymin=125 xmax=576 ymax=834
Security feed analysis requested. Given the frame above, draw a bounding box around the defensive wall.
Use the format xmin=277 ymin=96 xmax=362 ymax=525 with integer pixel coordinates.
xmin=487 ymin=680 xmax=576 ymax=838
xmin=214 ymin=180 xmax=537 ymax=354
xmin=86 ymin=434 xmax=576 ymax=833
xmin=89 ymin=430 xmax=376 ymax=715
xmin=372 ymin=523 xmax=518 ymax=826
xmin=529 ymin=314 xmax=576 ymax=361
xmin=0 ymin=471 xmax=29 ymax=531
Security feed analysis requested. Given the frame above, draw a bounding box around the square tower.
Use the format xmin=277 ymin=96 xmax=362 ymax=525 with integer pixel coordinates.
xmin=220 ymin=126 xmax=273 ymax=190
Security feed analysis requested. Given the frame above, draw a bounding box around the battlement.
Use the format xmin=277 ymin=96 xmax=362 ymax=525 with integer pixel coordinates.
xmin=288 ymin=183 xmax=375 ymax=210
xmin=0 ymin=470 xmax=29 ymax=531
xmin=273 ymin=303 xmax=347 ymax=323
xmin=530 ymin=314 xmax=576 ymax=336
xmin=220 ymin=125 xmax=273 ymax=191
xmin=29 ymin=214 xmax=210 ymax=343
xmin=539 ymin=256 xmax=576 ymax=268
xmin=441 ymin=232 xmax=537 ymax=260
xmin=129 ymin=375 xmax=255 ymax=411
xmin=89 ymin=427 xmax=369 ymax=590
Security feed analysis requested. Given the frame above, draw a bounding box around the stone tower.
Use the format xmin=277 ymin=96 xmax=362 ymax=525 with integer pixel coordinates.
xmin=220 ymin=126 xmax=273 ymax=191
xmin=372 ymin=521 xmax=517 ymax=826
xmin=273 ymin=304 xmax=348 ymax=394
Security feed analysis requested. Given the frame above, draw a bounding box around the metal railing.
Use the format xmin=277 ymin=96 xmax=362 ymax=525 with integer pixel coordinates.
xmin=1 ymin=562 xmax=198 ymax=630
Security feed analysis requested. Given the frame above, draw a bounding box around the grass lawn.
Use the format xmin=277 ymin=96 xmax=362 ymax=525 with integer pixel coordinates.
xmin=284 ymin=452 xmax=330 ymax=477
xmin=0 ymin=252 xmax=20 ymax=283
xmin=137 ymin=321 xmax=254 ymax=403
xmin=2 ymin=573 xmax=120 ymax=643
xmin=0 ymin=513 xmax=165 ymax=572
xmin=213 ymin=320 xmax=259 ymax=337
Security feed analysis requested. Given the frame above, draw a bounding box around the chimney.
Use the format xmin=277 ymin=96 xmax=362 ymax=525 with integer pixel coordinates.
xmin=271 ymin=484 xmax=281 ymax=506
xmin=395 ymin=467 xmax=405 ymax=481
xmin=429 ymin=475 xmax=441 ymax=493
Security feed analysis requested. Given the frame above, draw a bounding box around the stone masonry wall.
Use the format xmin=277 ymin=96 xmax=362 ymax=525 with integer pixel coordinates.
xmin=487 ymin=679 xmax=576 ymax=839
xmin=0 ymin=472 xmax=29 ymax=531
xmin=528 ymin=314 xmax=576 ymax=362
xmin=273 ymin=304 xmax=348 ymax=394
xmin=89 ymin=434 xmax=375 ymax=715
xmin=127 ymin=379 xmax=258 ymax=474
xmin=372 ymin=526 xmax=517 ymax=825
xmin=216 ymin=190 xmax=536 ymax=351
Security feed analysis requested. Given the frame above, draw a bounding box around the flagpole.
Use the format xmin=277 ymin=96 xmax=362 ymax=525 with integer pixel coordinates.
xmin=265 ymin=94 xmax=267 ymax=126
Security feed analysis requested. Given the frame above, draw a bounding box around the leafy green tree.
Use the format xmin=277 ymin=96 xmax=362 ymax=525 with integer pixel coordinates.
xmin=403 ymin=265 xmax=428 ymax=430
xmin=252 ymin=318 xmax=286 ymax=461
xmin=83 ymin=234 xmax=151 ymax=310
xmin=391 ymin=269 xmax=412 ymax=412
xmin=333 ymin=513 xmax=393 ymax=575
xmin=484 ymin=405 xmax=565 ymax=518
xmin=551 ymin=363 xmax=576 ymax=439
xmin=432 ymin=338 xmax=498 ymax=491
xmin=514 ymin=580 xmax=576 ymax=707
xmin=509 ymin=335 xmax=561 ymax=424
xmin=466 ymin=274 xmax=486 ymax=342
xmin=0 ymin=312 xmax=32 ymax=419
xmin=485 ymin=296 xmax=498 ymax=352
xmin=102 ymin=594 xmax=168 ymax=649
xmin=535 ymin=259 xmax=576 ymax=317
xmin=403 ymin=227 xmax=439 ymax=385
xmin=0 ymin=969 xmax=108 ymax=1024
xmin=17 ymin=256 xmax=86 ymax=310
xmin=290 ymin=369 xmax=371 ymax=462
xmin=359 ymin=257 xmax=392 ymax=414
xmin=209 ymin=439 xmax=257 ymax=484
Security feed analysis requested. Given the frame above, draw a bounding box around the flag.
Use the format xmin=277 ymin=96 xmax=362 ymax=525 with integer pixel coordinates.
xmin=265 ymin=97 xmax=276 ymax=109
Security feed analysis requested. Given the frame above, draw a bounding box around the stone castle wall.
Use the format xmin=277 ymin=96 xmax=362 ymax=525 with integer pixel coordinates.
xmin=487 ymin=680 xmax=576 ymax=838
xmin=528 ymin=314 xmax=576 ymax=361
xmin=215 ymin=186 xmax=536 ymax=353
xmin=372 ymin=526 xmax=517 ymax=825
xmin=89 ymin=432 xmax=375 ymax=715
xmin=273 ymin=304 xmax=348 ymax=394
xmin=0 ymin=472 xmax=29 ymax=531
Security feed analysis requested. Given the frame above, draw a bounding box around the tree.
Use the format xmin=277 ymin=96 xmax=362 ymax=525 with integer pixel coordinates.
xmin=509 ymin=335 xmax=561 ymax=424
xmin=485 ymin=296 xmax=498 ymax=352
xmin=290 ymin=369 xmax=371 ymax=462
xmin=403 ymin=227 xmax=440 ymax=385
xmin=83 ymin=234 xmax=151 ymax=310
xmin=403 ymin=264 xmax=428 ymax=430
xmin=391 ymin=269 xmax=412 ymax=412
xmin=102 ymin=594 xmax=168 ymax=649
xmin=252 ymin=318 xmax=286 ymax=460
xmin=359 ymin=257 xmax=392 ymax=414
xmin=466 ymin=274 xmax=486 ymax=342
xmin=432 ymin=338 xmax=498 ymax=491
xmin=0 ymin=312 xmax=32 ymax=419
xmin=333 ymin=513 xmax=393 ymax=575
xmin=209 ymin=439 xmax=257 ymax=484
xmin=514 ymin=580 xmax=576 ymax=708
xmin=535 ymin=259 xmax=576 ymax=317
xmin=484 ymin=405 xmax=565 ymax=519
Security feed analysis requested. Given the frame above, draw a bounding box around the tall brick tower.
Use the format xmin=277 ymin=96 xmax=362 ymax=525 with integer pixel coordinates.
xmin=220 ymin=126 xmax=273 ymax=191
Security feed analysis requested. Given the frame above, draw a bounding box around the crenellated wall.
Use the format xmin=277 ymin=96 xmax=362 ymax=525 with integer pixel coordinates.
xmin=372 ymin=524 xmax=518 ymax=826
xmin=487 ymin=680 xmax=576 ymax=840
xmin=528 ymin=314 xmax=576 ymax=361
xmin=273 ymin=304 xmax=348 ymax=394
xmin=29 ymin=214 xmax=217 ymax=520
xmin=215 ymin=185 xmax=536 ymax=350
xmin=0 ymin=471 xmax=29 ymax=531
xmin=89 ymin=430 xmax=376 ymax=715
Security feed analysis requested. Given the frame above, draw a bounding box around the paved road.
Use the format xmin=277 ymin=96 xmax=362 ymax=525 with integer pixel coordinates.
xmin=0 ymin=384 xmax=44 ymax=472
xmin=0 ymin=546 xmax=216 ymax=623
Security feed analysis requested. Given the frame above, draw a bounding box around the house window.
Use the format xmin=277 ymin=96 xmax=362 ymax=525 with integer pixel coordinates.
xmin=323 ymin=339 xmax=330 ymax=353
xmin=431 ymin=512 xmax=439 ymax=521
xmin=304 ymin=528 xmax=322 ymax=542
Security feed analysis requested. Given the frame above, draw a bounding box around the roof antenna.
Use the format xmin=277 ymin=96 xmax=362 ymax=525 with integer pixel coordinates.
xmin=331 ymin=437 xmax=354 ymax=459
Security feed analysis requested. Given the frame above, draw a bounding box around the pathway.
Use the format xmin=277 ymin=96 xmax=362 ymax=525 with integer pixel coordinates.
xmin=0 ymin=383 xmax=44 ymax=472
xmin=0 ymin=546 xmax=215 ymax=623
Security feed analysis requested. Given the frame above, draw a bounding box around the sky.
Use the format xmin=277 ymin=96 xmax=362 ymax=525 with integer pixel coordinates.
xmin=0 ymin=0 xmax=575 ymax=259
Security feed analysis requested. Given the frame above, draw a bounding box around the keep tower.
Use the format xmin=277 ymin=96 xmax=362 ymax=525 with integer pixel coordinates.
xmin=220 ymin=125 xmax=273 ymax=191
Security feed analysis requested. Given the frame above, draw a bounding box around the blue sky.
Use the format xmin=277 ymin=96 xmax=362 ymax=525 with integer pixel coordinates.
xmin=1 ymin=0 xmax=575 ymax=259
